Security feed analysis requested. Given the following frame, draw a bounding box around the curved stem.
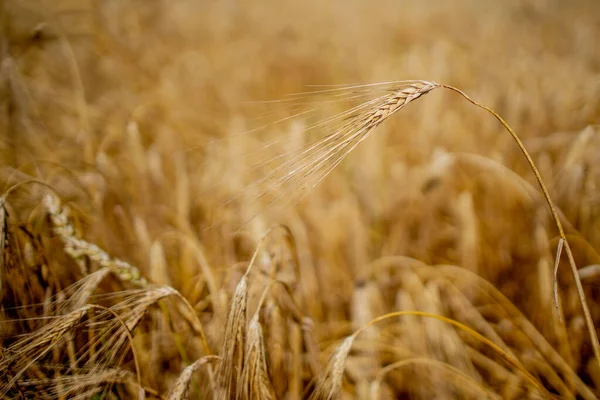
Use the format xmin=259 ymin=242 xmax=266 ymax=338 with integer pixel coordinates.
xmin=372 ymin=357 xmax=497 ymax=399
xmin=441 ymin=84 xmax=600 ymax=369
xmin=356 ymin=310 xmax=550 ymax=397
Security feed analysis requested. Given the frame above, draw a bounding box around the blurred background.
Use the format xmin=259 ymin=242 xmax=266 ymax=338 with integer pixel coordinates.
xmin=2 ymin=0 xmax=600 ymax=398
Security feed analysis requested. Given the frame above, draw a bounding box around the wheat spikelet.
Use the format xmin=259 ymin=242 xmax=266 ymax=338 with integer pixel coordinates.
xmin=149 ymin=239 xmax=171 ymax=285
xmin=44 ymin=193 xmax=148 ymax=286
xmin=167 ymin=356 xmax=219 ymax=400
xmin=395 ymin=271 xmax=429 ymax=358
xmin=308 ymin=334 xmax=356 ymax=400
xmin=418 ymin=282 xmax=469 ymax=397
xmin=301 ymin=316 xmax=322 ymax=377
xmin=223 ymin=81 xmax=439 ymax=228
xmin=43 ymin=193 xmax=88 ymax=275
xmin=288 ymin=320 xmax=302 ymax=400
xmin=216 ymin=274 xmax=248 ymax=399
xmin=356 ymin=81 xmax=439 ymax=129
xmin=351 ymin=280 xmax=385 ymax=344
xmin=265 ymin=302 xmax=287 ymax=397
xmin=238 ymin=314 xmax=276 ymax=400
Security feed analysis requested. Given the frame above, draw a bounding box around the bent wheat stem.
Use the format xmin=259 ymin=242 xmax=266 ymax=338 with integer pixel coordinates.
xmin=440 ymin=84 xmax=600 ymax=369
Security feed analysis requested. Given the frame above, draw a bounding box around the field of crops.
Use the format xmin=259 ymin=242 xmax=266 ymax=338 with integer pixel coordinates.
xmin=1 ymin=1 xmax=600 ymax=398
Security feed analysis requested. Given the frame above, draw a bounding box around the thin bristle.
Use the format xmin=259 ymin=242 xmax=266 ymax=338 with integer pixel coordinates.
xmin=1 ymin=306 xmax=90 ymax=397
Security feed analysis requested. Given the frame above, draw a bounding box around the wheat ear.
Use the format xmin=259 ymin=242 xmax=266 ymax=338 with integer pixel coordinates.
xmin=318 ymin=80 xmax=600 ymax=370
xmin=43 ymin=194 xmax=148 ymax=286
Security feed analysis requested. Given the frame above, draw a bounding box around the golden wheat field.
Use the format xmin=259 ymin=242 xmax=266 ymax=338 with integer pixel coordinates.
xmin=1 ymin=0 xmax=600 ymax=399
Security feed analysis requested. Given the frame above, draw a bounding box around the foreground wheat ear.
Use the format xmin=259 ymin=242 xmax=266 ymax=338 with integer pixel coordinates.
xmin=268 ymin=80 xmax=600 ymax=368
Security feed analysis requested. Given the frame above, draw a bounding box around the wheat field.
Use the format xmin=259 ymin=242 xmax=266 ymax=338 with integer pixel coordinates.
xmin=1 ymin=0 xmax=600 ymax=399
